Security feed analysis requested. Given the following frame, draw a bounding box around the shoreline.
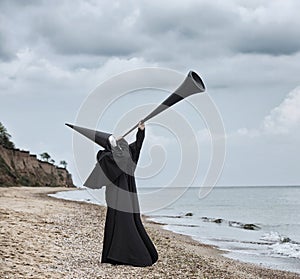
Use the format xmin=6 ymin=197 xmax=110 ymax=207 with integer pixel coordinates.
xmin=1 ymin=187 xmax=299 ymax=279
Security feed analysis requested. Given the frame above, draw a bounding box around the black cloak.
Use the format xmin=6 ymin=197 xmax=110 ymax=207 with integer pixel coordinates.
xmin=90 ymin=128 xmax=158 ymax=267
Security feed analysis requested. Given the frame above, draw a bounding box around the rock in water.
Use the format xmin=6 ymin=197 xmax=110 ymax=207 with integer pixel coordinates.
xmin=243 ymin=224 xmax=260 ymax=230
xmin=185 ymin=212 xmax=193 ymax=216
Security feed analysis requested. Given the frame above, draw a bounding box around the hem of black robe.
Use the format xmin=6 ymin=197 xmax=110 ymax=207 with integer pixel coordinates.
xmin=133 ymin=213 xmax=159 ymax=264
xmin=101 ymin=256 xmax=154 ymax=267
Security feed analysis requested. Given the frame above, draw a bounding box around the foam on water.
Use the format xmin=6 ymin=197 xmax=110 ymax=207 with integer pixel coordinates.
xmin=270 ymin=242 xmax=300 ymax=259
xmin=261 ymin=232 xmax=300 ymax=259
xmin=261 ymin=231 xmax=291 ymax=243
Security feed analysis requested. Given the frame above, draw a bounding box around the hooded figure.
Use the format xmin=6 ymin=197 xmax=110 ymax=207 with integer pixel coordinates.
xmin=100 ymin=125 xmax=158 ymax=266
xmin=66 ymin=122 xmax=158 ymax=267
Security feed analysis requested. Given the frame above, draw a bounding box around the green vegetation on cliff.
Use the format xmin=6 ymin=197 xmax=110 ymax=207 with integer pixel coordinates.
xmin=0 ymin=122 xmax=15 ymax=149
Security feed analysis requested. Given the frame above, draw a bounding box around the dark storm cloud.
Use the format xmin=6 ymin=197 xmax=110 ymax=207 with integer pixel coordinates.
xmin=37 ymin=23 xmax=142 ymax=57
xmin=138 ymin=2 xmax=235 ymax=37
xmin=234 ymin=27 xmax=300 ymax=56
xmin=1 ymin=0 xmax=300 ymax=61
xmin=33 ymin=7 xmax=144 ymax=57
xmin=0 ymin=0 xmax=145 ymax=58
xmin=133 ymin=2 xmax=238 ymax=62
xmin=136 ymin=1 xmax=300 ymax=58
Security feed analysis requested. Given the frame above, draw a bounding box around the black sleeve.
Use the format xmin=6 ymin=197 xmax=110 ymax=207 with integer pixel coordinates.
xmin=99 ymin=154 xmax=123 ymax=184
xmin=83 ymin=162 xmax=112 ymax=189
xmin=129 ymin=128 xmax=145 ymax=164
xmin=84 ymin=150 xmax=123 ymax=189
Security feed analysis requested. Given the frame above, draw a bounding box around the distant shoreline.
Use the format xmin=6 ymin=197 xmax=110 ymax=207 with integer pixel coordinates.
xmin=1 ymin=187 xmax=299 ymax=279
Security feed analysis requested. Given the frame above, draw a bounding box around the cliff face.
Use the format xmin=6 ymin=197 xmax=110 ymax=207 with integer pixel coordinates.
xmin=0 ymin=145 xmax=74 ymax=187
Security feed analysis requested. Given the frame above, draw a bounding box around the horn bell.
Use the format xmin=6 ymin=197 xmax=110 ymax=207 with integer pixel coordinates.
xmin=142 ymin=71 xmax=206 ymax=123
xmin=173 ymin=70 xmax=205 ymax=98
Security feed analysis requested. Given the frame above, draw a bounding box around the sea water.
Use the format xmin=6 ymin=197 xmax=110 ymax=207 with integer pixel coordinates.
xmin=50 ymin=186 xmax=300 ymax=274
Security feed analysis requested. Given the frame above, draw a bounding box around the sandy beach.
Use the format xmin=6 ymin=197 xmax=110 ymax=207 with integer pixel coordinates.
xmin=0 ymin=187 xmax=299 ymax=279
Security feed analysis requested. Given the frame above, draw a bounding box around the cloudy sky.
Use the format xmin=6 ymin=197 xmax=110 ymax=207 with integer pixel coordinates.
xmin=1 ymin=0 xmax=300 ymax=187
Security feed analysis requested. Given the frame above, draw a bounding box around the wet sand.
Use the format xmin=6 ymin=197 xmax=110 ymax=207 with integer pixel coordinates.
xmin=0 ymin=187 xmax=299 ymax=279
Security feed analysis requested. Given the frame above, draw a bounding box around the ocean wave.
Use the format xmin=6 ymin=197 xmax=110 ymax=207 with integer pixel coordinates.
xmin=270 ymin=242 xmax=300 ymax=259
xmin=261 ymin=232 xmax=300 ymax=259
xmin=260 ymin=231 xmax=291 ymax=243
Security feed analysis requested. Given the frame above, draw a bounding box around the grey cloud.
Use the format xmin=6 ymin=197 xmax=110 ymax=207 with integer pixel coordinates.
xmin=135 ymin=2 xmax=237 ymax=61
xmin=0 ymin=37 xmax=14 ymax=61
xmin=30 ymin=1 xmax=145 ymax=57
xmin=138 ymin=2 xmax=235 ymax=36
xmin=0 ymin=1 xmax=37 ymax=61
xmin=0 ymin=0 xmax=145 ymax=58
xmin=0 ymin=0 xmax=40 ymax=6
xmin=2 ymin=0 xmax=300 ymax=62
xmin=1 ymin=0 xmax=300 ymax=186
xmin=233 ymin=23 xmax=300 ymax=56
xmin=136 ymin=1 xmax=300 ymax=58
xmin=40 ymin=28 xmax=141 ymax=57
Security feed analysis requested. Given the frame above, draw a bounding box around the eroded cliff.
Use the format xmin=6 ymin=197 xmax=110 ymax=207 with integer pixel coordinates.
xmin=0 ymin=145 xmax=74 ymax=187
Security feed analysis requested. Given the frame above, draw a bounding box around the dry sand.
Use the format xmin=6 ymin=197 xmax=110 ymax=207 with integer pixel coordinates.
xmin=0 ymin=186 xmax=299 ymax=279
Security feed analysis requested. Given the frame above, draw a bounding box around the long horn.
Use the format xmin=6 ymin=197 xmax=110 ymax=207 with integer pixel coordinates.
xmin=122 ymin=71 xmax=205 ymax=137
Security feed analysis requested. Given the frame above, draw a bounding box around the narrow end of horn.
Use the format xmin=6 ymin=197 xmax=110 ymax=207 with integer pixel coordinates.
xmin=65 ymin=123 xmax=74 ymax=129
xmin=189 ymin=71 xmax=206 ymax=92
